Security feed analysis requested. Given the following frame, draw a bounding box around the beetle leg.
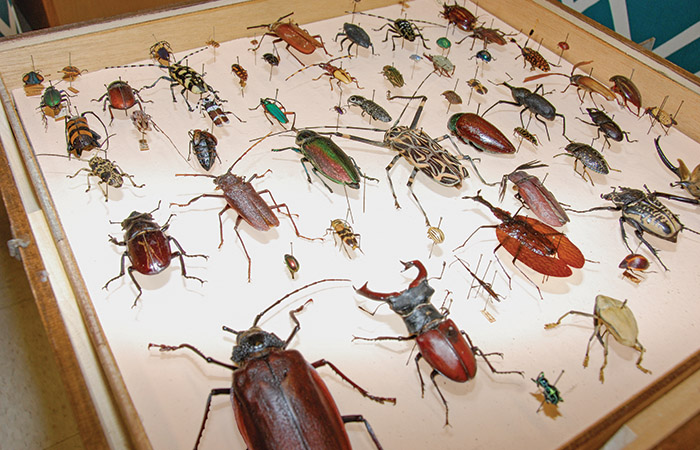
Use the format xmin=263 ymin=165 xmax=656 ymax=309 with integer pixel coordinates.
xmin=125 ymin=267 xmax=145 ymax=307
xmin=341 ymin=415 xmax=385 ymax=450
xmin=453 ymin=225 xmax=496 ymax=252
xmin=405 ymin=167 xmax=431 ymax=226
xmin=259 ymin=192 xmax=319 ymax=242
xmin=384 ymin=153 xmax=404 ymax=209
xmin=472 ymin=345 xmax=524 ymax=377
xmin=429 ymin=369 xmax=451 ymax=426
xmin=634 ymin=341 xmax=651 ymax=375
xmin=192 ymin=387 xmax=232 ymax=449
xmin=631 ymin=226 xmax=668 ymax=271
xmin=169 ymin=238 xmax=207 ymax=277
xmin=231 ymin=215 xmax=253 ymax=281
xmin=598 ymin=330 xmax=611 ymax=382
xmin=103 ymin=251 xmax=129 ymax=291
xmin=349 ymin=156 xmax=378 ymax=182
xmin=312 ymin=359 xmax=397 ymax=405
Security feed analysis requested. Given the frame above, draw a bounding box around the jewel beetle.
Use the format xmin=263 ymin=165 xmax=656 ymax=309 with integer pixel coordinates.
xmin=448 ymin=112 xmax=516 ymax=154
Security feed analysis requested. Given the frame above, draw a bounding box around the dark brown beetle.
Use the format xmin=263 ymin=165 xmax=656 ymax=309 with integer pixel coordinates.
xmin=619 ymin=253 xmax=650 ymax=283
xmin=149 ymin=280 xmax=394 ymax=449
xmin=188 ymin=129 xmax=220 ymax=171
xmin=554 ymin=141 xmax=616 ymax=185
xmin=448 ymin=112 xmax=516 ymax=154
xmin=172 ymin=138 xmax=319 ymax=281
xmin=499 ymin=161 xmax=570 ymax=227
xmin=457 ymin=26 xmax=513 ymax=48
xmin=248 ymin=12 xmax=331 ymax=65
xmin=92 ymin=79 xmax=152 ymax=124
xmin=610 ymin=75 xmax=642 ymax=116
xmin=655 ymin=136 xmax=700 ymax=198
xmin=440 ymin=3 xmax=477 ymax=32
xmin=355 ymin=260 xmax=523 ymax=425
xmin=104 ymin=203 xmax=207 ymax=306
xmin=577 ymin=108 xmax=636 ymax=148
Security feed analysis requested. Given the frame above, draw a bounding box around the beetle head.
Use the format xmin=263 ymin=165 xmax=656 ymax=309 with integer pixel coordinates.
xmin=295 ymin=129 xmax=318 ymax=145
xmin=601 ymin=187 xmax=643 ymax=206
xmin=229 ymin=327 xmax=285 ymax=364
xmin=119 ymin=210 xmax=156 ymax=230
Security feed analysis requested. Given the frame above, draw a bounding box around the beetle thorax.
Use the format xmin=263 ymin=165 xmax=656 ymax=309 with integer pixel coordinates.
xmin=215 ymin=173 xmax=244 ymax=191
xmin=231 ymin=327 xmax=286 ymax=364
xmin=384 ymin=126 xmax=407 ymax=145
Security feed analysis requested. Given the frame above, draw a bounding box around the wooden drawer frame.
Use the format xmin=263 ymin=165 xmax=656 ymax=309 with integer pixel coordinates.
xmin=0 ymin=0 xmax=698 ymax=448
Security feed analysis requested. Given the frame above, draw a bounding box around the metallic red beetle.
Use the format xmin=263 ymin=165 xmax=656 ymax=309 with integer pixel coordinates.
xmin=355 ymin=260 xmax=523 ymax=425
xmin=149 ymin=280 xmax=394 ymax=449
xmin=92 ymin=79 xmax=152 ymax=124
xmin=103 ymin=203 xmax=207 ymax=306
xmin=248 ymin=12 xmax=331 ymax=65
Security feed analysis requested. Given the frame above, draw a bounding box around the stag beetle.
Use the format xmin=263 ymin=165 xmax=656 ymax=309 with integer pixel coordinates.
xmin=655 ymin=136 xmax=700 ymax=198
xmin=149 ymin=280 xmax=394 ymax=449
xmin=354 ymin=260 xmax=523 ymax=425
xmin=570 ymin=186 xmax=700 ymax=270
xmin=577 ymin=108 xmax=635 ymax=148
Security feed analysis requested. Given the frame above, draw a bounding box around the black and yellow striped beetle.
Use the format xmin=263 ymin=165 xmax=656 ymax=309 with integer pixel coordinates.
xmin=64 ymin=110 xmax=109 ymax=158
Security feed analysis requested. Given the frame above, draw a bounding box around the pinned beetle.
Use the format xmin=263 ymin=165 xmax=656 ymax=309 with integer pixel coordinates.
xmin=577 ymin=107 xmax=636 ymax=148
xmin=248 ymin=12 xmax=331 ymax=65
xmin=545 ymin=295 xmax=651 ymax=382
xmin=655 ymin=136 xmax=700 ymax=198
xmin=448 ymin=112 xmax=516 ymax=154
xmin=610 ymin=75 xmax=642 ymax=116
xmin=355 ymin=260 xmax=523 ymax=425
xmin=554 ymin=141 xmax=616 ymax=185
xmin=335 ymin=22 xmax=375 ymax=55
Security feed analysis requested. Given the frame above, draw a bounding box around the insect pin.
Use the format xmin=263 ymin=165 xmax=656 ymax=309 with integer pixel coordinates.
xmin=531 ymin=370 xmax=564 ymax=413
xmin=645 ymin=96 xmax=683 ymax=135
xmin=57 ymin=54 xmax=86 ymax=93
xmin=454 ymin=255 xmax=502 ymax=323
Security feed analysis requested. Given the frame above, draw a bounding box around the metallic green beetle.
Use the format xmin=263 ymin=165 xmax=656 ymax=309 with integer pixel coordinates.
xmin=250 ymin=89 xmax=296 ymax=129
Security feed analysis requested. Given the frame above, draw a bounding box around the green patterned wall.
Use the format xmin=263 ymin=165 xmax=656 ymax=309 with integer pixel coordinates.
xmin=558 ymin=0 xmax=700 ymax=76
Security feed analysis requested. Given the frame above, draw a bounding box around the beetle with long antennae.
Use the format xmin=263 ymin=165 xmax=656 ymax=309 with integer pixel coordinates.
xmin=171 ymin=135 xmax=320 ymax=282
xmin=285 ymin=55 xmax=362 ymax=91
xmin=523 ymin=61 xmax=616 ymax=105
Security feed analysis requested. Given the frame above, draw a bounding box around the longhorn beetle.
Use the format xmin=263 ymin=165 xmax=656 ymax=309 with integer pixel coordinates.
xmin=106 ymin=47 xmax=222 ymax=111
xmin=351 ymin=11 xmax=440 ymax=51
xmin=315 ymin=74 xmax=489 ymax=226
xmin=171 ymin=136 xmax=319 ymax=281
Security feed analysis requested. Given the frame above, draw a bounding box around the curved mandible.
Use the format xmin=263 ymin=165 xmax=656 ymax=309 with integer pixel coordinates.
xmin=400 ymin=260 xmax=427 ymax=288
xmin=355 ymin=281 xmax=401 ymax=302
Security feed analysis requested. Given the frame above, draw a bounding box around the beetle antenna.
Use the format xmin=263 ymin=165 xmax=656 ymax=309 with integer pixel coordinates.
xmin=389 ymin=71 xmax=433 ymax=127
xmin=252 ymin=278 xmax=352 ymax=327
xmin=222 ymin=325 xmax=242 ymax=335
xmin=227 ymin=131 xmax=274 ymax=173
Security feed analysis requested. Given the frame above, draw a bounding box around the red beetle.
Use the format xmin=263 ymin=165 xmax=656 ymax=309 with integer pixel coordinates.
xmin=355 ymin=260 xmax=523 ymax=425
xmin=609 ymin=75 xmax=642 ymax=116
xmin=103 ymin=203 xmax=207 ymax=306
xmin=149 ymin=281 xmax=394 ymax=449
xmin=440 ymin=3 xmax=477 ymax=32
xmin=619 ymin=253 xmax=650 ymax=283
xmin=92 ymin=79 xmax=152 ymax=124
xmin=248 ymin=12 xmax=331 ymax=65
xmin=448 ymin=112 xmax=516 ymax=154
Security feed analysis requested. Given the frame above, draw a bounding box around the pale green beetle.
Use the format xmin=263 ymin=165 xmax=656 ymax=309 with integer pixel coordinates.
xmin=545 ymin=295 xmax=651 ymax=382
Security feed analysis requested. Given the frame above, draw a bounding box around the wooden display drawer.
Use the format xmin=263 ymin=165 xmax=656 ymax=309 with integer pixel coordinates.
xmin=0 ymin=0 xmax=699 ymax=449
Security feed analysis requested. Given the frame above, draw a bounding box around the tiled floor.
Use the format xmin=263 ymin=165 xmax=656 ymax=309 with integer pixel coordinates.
xmin=0 ymin=203 xmax=83 ymax=450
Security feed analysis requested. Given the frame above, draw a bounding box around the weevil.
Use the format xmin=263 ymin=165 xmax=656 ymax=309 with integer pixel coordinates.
xmin=150 ymin=40 xmax=174 ymax=66
xmin=272 ymin=129 xmax=377 ymax=192
xmin=347 ymin=95 xmax=392 ymax=122
xmin=610 ymin=75 xmax=642 ymax=116
xmin=107 ymin=47 xmax=223 ymax=112
xmin=423 ymin=53 xmax=455 ymax=77
xmin=64 ymin=110 xmax=109 ymax=158
xmin=510 ymin=30 xmax=554 ymax=72
xmin=103 ymin=203 xmax=207 ymax=306
xmin=532 ymin=371 xmax=564 ymax=412
xmin=172 ymin=138 xmax=319 ymax=281
xmin=513 ymin=127 xmax=539 ymax=146
xmin=285 ymin=55 xmax=362 ymax=91
xmin=568 ymin=186 xmax=700 ymax=270
xmin=66 ymin=155 xmax=145 ymax=201
xmin=524 ymin=61 xmax=616 ymax=105
xmin=250 ymin=89 xmax=296 ymax=128
xmin=38 ymin=83 xmax=73 ymax=125
xmin=326 ymin=218 xmax=362 ymax=255
xmin=248 ymin=12 xmax=331 ymax=65
xmin=655 ymin=136 xmax=700 ymax=198
xmin=553 ymin=141 xmax=616 ymax=185
xmin=498 ymin=161 xmax=570 ymax=227
xmin=355 ymin=260 xmax=523 ymax=425
xmin=440 ymin=3 xmax=477 ymax=32
xmin=577 ymin=107 xmax=635 ymax=147
xmin=456 ymin=192 xmax=584 ymax=296
xmin=619 ymin=253 xmax=650 ymax=283
xmin=380 ymin=65 xmax=404 ymax=88
xmin=188 ymin=129 xmax=220 ymax=171
xmin=335 ymin=22 xmax=375 ymax=55
xmin=448 ymin=112 xmax=516 ymax=154
xmin=352 ymin=11 xmax=440 ymax=51
xmin=327 ymin=87 xmax=489 ymax=226
xmin=545 ymin=295 xmax=651 ymax=382
xmin=149 ymin=280 xmax=394 ymax=449
xmin=482 ymin=80 xmax=566 ymax=141
xmin=92 ymin=79 xmax=152 ymax=124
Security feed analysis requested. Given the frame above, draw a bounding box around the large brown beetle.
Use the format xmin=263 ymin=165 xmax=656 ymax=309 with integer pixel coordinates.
xmin=609 ymin=75 xmax=642 ymax=116
xmin=569 ymin=186 xmax=700 ymax=270
xmin=92 ymin=79 xmax=152 ymax=124
xmin=172 ymin=138 xmax=319 ymax=281
xmin=499 ymin=161 xmax=570 ymax=227
xmin=447 ymin=112 xmax=516 ymax=154
xmin=439 ymin=3 xmax=477 ymax=32
xmin=103 ymin=203 xmax=207 ymax=306
xmin=655 ymin=136 xmax=700 ymax=198
xmin=524 ymin=61 xmax=616 ymax=105
xmin=149 ymin=280 xmax=395 ymax=449
xmin=354 ymin=260 xmax=523 ymax=425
